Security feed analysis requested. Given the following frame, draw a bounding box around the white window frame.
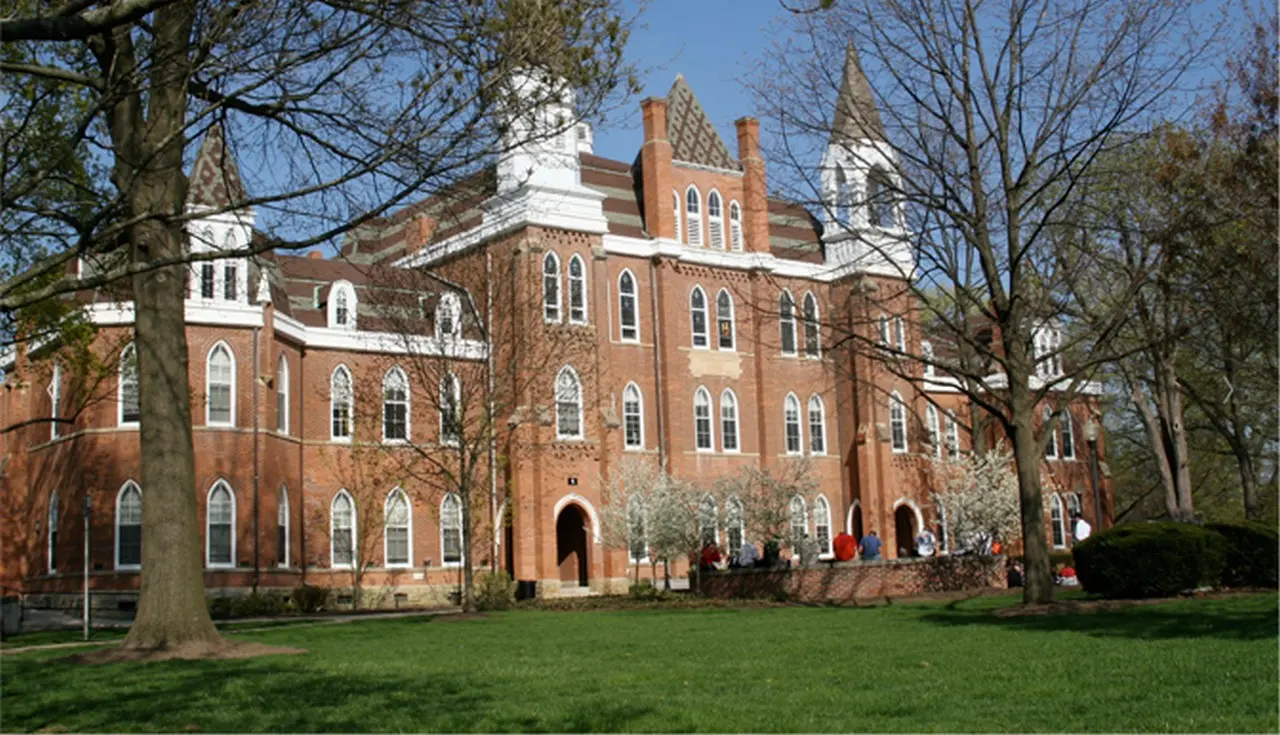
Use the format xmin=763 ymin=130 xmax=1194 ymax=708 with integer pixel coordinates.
xmin=789 ymin=495 xmax=808 ymax=547
xmin=118 ymin=343 xmax=140 ymax=427
xmin=618 ymin=269 xmax=639 ymax=342
xmin=48 ymin=362 xmax=61 ymax=440
xmin=436 ymin=292 xmax=462 ymax=340
xmin=1044 ymin=406 xmax=1058 ymax=459
xmin=889 ymin=391 xmax=908 ymax=453
xmin=331 ymin=490 xmax=357 ymax=570
xmin=1061 ymin=410 xmax=1076 ymax=460
xmin=926 ymin=404 xmax=941 ymax=459
xmin=330 ymin=365 xmax=354 ymax=442
xmin=114 ymin=480 xmax=142 ymax=570
xmin=729 ymin=200 xmax=743 ymax=251
xmin=441 ymin=492 xmax=464 ymax=566
xmin=784 ymin=393 xmax=802 ymax=455
xmin=381 ymin=366 xmax=411 ymax=444
xmin=707 ymin=190 xmax=725 ymax=249
xmin=808 ymin=395 xmax=826 ymax=455
xmin=802 ymin=292 xmax=821 ymax=358
xmin=921 ymin=340 xmax=936 ymax=378
xmin=814 ymin=495 xmax=833 ymax=558
xmin=1050 ymin=493 xmax=1066 ymax=549
xmin=945 ymin=410 xmax=960 ymax=459
xmin=672 ymin=190 xmax=683 ymax=243
xmin=689 ymin=285 xmax=709 ymax=349
xmin=720 ymin=388 xmax=740 ymax=453
xmin=893 ymin=316 xmax=906 ymax=352
xmin=276 ymin=354 xmax=289 ymax=435
xmin=205 ymin=341 xmax=236 ymax=427
xmin=726 ymin=497 xmax=745 ymax=551
xmin=779 ymin=290 xmax=797 ymax=356
xmin=555 ymin=365 xmax=584 ymax=440
xmin=47 ymin=490 xmax=58 ymax=574
xmin=277 ymin=485 xmax=290 ymax=568
xmin=878 ymin=315 xmax=890 ymax=346
xmin=328 ymin=280 xmax=357 ymax=329
xmin=542 ymin=251 xmax=562 ymax=324
xmin=205 ymin=479 xmax=236 ymax=569
xmin=567 ymin=254 xmax=588 ymax=325
xmin=699 ymin=494 xmax=719 ymax=547
xmin=384 ymin=487 xmax=413 ymax=569
xmin=439 ymin=372 xmax=461 ymax=447
xmin=622 ymin=382 xmax=644 ymax=451
xmin=694 ymin=386 xmax=714 ymax=452
xmin=685 ymin=186 xmax=703 ymax=246
xmin=715 ymin=288 xmax=736 ymax=351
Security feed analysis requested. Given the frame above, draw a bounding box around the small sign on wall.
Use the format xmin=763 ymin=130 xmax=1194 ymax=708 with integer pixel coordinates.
xmin=568 ymin=477 xmax=578 ymax=486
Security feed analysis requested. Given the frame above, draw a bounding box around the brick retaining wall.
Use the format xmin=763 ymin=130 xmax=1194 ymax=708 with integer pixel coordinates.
xmin=701 ymin=555 xmax=1007 ymax=603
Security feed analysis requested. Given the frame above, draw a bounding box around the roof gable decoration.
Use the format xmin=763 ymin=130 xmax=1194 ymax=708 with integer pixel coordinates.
xmin=830 ymin=45 xmax=886 ymax=145
xmin=666 ymin=75 xmax=740 ymax=172
xmin=187 ymin=124 xmax=249 ymax=210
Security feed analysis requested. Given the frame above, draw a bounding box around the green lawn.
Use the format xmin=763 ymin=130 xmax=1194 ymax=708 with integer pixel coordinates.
xmin=2 ymin=593 xmax=1275 ymax=733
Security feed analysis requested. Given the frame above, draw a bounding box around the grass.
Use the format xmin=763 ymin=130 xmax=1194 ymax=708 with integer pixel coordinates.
xmin=1 ymin=593 xmax=1275 ymax=733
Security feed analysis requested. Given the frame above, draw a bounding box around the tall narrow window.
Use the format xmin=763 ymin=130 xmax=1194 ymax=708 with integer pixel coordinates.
xmin=331 ymin=366 xmax=353 ymax=441
xmin=277 ymin=486 xmax=290 ymax=567
xmin=685 ymin=186 xmax=703 ymax=246
xmin=623 ymin=382 xmax=643 ymax=450
xmin=779 ymin=291 xmax=797 ymax=355
xmin=436 ymin=292 xmax=461 ymax=340
xmin=699 ymin=495 xmax=718 ymax=547
xmin=694 ymin=387 xmax=713 ymax=451
xmin=441 ymin=493 xmax=463 ymax=564
xmin=789 ymin=495 xmax=807 ymax=545
xmin=729 ymin=201 xmax=743 ymax=251
xmin=945 ymin=410 xmax=960 ymax=458
xmin=921 ymin=340 xmax=936 ymax=378
xmin=868 ymin=167 xmax=894 ymax=228
xmin=726 ymin=497 xmax=745 ymax=552
xmin=206 ymin=342 xmax=235 ymax=426
xmin=276 ymin=355 xmax=289 ymax=434
xmin=206 ymin=480 xmax=235 ymax=568
xmin=814 ymin=496 xmax=832 ymax=557
xmin=926 ymin=404 xmax=941 ymax=459
xmin=385 ymin=488 xmax=411 ymax=568
xmin=672 ymin=191 xmax=682 ymax=243
xmin=707 ymin=191 xmax=725 ymax=249
xmin=878 ymin=315 xmax=890 ymax=346
xmin=808 ymin=395 xmax=826 ymax=455
xmin=382 ymin=367 xmax=409 ymax=442
xmin=555 ymin=366 xmax=583 ymax=439
xmin=628 ymin=498 xmax=647 ymax=563
xmin=618 ymin=270 xmax=638 ymax=342
xmin=1044 ymin=407 xmax=1058 ymax=459
xmin=200 ymin=263 xmax=216 ymax=299
xmin=690 ymin=286 xmax=709 ymax=348
xmin=336 ymin=288 xmax=350 ymax=326
xmin=47 ymin=491 xmax=58 ymax=573
xmin=716 ymin=289 xmax=735 ymax=350
xmin=115 ymin=481 xmax=142 ymax=569
xmin=889 ymin=392 xmax=907 ymax=453
xmin=784 ymin=393 xmax=802 ymax=455
xmin=48 ymin=362 xmax=61 ymax=439
xmin=223 ymin=263 xmax=238 ymax=301
xmin=720 ymin=389 xmax=739 ymax=453
xmin=802 ymin=293 xmax=820 ymax=357
xmin=1050 ymin=494 xmax=1065 ymax=548
xmin=1061 ymin=410 xmax=1076 ymax=460
xmin=331 ymin=491 xmax=355 ymax=568
xmin=568 ymin=254 xmax=587 ymax=324
xmin=894 ymin=316 xmax=906 ymax=352
xmin=542 ymin=252 xmax=561 ymax=323
xmin=119 ymin=343 xmax=140 ymax=426
xmin=440 ymin=373 xmax=461 ymax=446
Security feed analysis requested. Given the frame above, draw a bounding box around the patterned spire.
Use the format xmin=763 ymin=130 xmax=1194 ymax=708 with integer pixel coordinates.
xmin=666 ymin=75 xmax=739 ymax=171
xmin=187 ymin=124 xmax=247 ymax=209
xmin=831 ymin=44 xmax=886 ymax=144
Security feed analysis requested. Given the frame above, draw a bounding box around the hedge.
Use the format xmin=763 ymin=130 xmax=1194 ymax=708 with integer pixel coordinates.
xmin=1072 ymin=523 xmax=1227 ymax=599
xmin=1207 ymin=522 xmax=1278 ymax=589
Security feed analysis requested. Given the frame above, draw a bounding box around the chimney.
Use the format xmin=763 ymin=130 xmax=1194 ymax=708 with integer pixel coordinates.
xmin=406 ymin=215 xmax=437 ymax=256
xmin=307 ymin=250 xmax=324 ymax=260
xmin=639 ymin=97 xmax=675 ymax=240
xmin=735 ymin=117 xmax=769 ymax=253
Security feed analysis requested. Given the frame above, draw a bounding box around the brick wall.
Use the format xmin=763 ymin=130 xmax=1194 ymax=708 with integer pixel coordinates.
xmin=701 ymin=555 xmax=1007 ymax=603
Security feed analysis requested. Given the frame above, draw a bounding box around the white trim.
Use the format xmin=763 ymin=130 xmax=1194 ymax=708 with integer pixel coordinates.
xmin=439 ymin=372 xmax=462 ymax=446
xmin=384 ymin=487 xmax=413 ymax=569
xmin=720 ymin=388 xmax=741 ymax=453
xmin=672 ymin=190 xmax=682 ymax=244
xmin=435 ymin=292 xmax=463 ymax=340
xmin=789 ymin=494 xmax=809 ymax=546
xmin=813 ymin=494 xmax=834 ymax=558
xmin=1043 ymin=406 xmax=1058 ymax=460
xmin=715 ymin=288 xmax=736 ymax=351
xmin=622 ymin=382 xmax=644 ymax=451
xmin=48 ymin=362 xmax=61 ymax=440
xmin=889 ymin=391 xmax=908 ymax=453
xmin=694 ymin=386 xmax=714 ymax=452
xmin=542 ymin=251 xmax=562 ymax=324
xmin=1050 ymin=493 xmax=1067 ymax=549
xmin=328 ymin=280 xmax=358 ymax=329
xmin=846 ymin=499 xmax=863 ymax=536
xmin=205 ymin=341 xmax=237 ymax=427
xmin=617 ymin=269 xmax=640 ymax=342
xmin=699 ymin=494 xmax=719 ymax=546
xmin=47 ymin=490 xmax=58 ymax=574
xmin=926 ymin=404 xmax=941 ymax=460
xmin=553 ymin=493 xmax=602 ymax=544
xmin=689 ymin=285 xmax=710 ymax=349
xmin=117 ymin=343 xmax=139 ymax=428
xmin=567 ymin=253 xmax=588 ymax=325
xmin=441 ymin=492 xmax=464 ymax=566
xmin=707 ymin=189 xmax=726 ymax=250
xmin=331 ymin=490 xmax=357 ymax=570
xmin=892 ymin=497 xmax=925 ymax=541
xmin=779 ymin=290 xmax=797 ymax=356
xmin=114 ymin=481 xmax=142 ymax=570
xmin=330 ymin=365 xmax=354 ymax=442
xmin=801 ymin=292 xmax=821 ymax=358
xmin=728 ymin=200 xmax=743 ymax=252
xmin=685 ymin=185 xmax=703 ymax=246
xmin=277 ymin=485 xmax=290 ymax=568
xmin=783 ymin=392 xmax=803 ymax=455
xmin=381 ymin=366 xmax=411 ymax=443
xmin=1061 ymin=410 xmax=1077 ymax=461
xmin=673 ymin=159 xmax=745 ymax=177
xmin=725 ymin=496 xmax=746 ymax=550
xmin=205 ymin=479 xmax=237 ymax=569
xmin=276 ymin=355 xmax=290 ymax=435
xmin=807 ymin=394 xmax=827 ymax=455
xmin=554 ymin=365 xmax=584 ymax=440
xmin=945 ymin=410 xmax=960 ymax=459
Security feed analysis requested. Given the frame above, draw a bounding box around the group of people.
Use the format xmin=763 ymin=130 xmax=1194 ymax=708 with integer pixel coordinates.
xmin=1006 ymin=511 xmax=1092 ymax=588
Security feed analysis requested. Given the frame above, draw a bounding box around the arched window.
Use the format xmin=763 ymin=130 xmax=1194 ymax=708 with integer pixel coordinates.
xmin=789 ymin=495 xmax=808 ymax=545
xmin=945 ymin=410 xmax=960 ymax=458
xmin=331 ymin=490 xmax=356 ymax=568
xmin=1061 ymin=410 xmax=1076 ymax=460
xmin=707 ymin=190 xmax=725 ymax=249
xmin=889 ymin=392 xmax=907 ymax=453
xmin=329 ymin=281 xmax=357 ymax=329
xmin=276 ymin=355 xmax=289 ymax=434
xmin=802 ymin=292 xmax=820 ymax=357
xmin=331 ymin=366 xmax=353 ymax=441
xmin=685 ymin=186 xmax=703 ymax=246
xmin=699 ymin=494 xmax=718 ymax=547
xmin=115 ymin=481 xmax=142 ymax=569
xmin=555 ymin=366 xmax=583 ymax=440
xmin=441 ymin=493 xmax=463 ymax=564
xmin=716 ymin=289 xmax=735 ymax=350
xmin=542 ymin=252 xmax=561 ymax=323
xmin=814 ymin=496 xmax=833 ymax=557
xmin=720 ymin=389 xmax=740 ymax=453
xmin=779 ymin=291 xmax=797 ymax=355
xmin=618 ymin=270 xmax=639 ymax=342
xmin=893 ymin=316 xmax=906 ymax=352
xmin=623 ymin=382 xmax=643 ymax=450
xmin=628 ymin=497 xmax=648 ymax=563
xmin=867 ymin=167 xmax=894 ymax=228
xmin=277 ymin=485 xmax=290 ymax=567
xmin=729 ymin=201 xmax=743 ymax=251
xmin=48 ymin=362 xmax=61 ymax=440
xmin=672 ymin=190 xmax=683 ymax=243
xmin=726 ymin=497 xmax=745 ymax=552
xmin=440 ymin=372 xmax=461 ymax=446
xmin=693 ymin=387 xmax=713 ymax=451
xmin=1050 ymin=494 xmax=1066 ymax=548
xmin=1044 ymin=406 xmax=1058 ymax=459
xmin=926 ymin=404 xmax=941 ymax=459
xmin=921 ymin=340 xmax=935 ymax=378
xmin=436 ymin=292 xmax=461 ymax=340
xmin=119 ymin=343 xmax=140 ymax=426
xmin=206 ymin=342 xmax=235 ymax=426
xmin=382 ymin=367 xmax=410 ymax=442
xmin=784 ymin=393 xmax=802 ymax=455
xmin=568 ymin=254 xmax=587 ymax=324
xmin=385 ymin=488 xmax=412 ymax=568
xmin=808 ymin=395 xmax=826 ymax=455
xmin=689 ymin=286 xmax=709 ymax=348
xmin=878 ymin=315 xmax=890 ymax=346
xmin=206 ymin=480 xmax=235 ymax=568
xmin=835 ymin=169 xmax=851 ymax=226
xmin=47 ymin=491 xmax=58 ymax=574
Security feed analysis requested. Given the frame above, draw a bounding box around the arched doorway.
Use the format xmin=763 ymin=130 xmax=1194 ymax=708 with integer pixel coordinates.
xmin=556 ymin=504 xmax=588 ymax=587
xmin=850 ymin=504 xmax=864 ymax=543
xmin=894 ymin=505 xmax=917 ymax=558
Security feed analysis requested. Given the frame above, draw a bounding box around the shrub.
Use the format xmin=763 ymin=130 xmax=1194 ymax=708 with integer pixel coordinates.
xmin=475 ymin=572 xmax=516 ymax=611
xmin=1208 ymin=522 xmax=1278 ymax=589
xmin=207 ymin=596 xmax=234 ymax=620
xmin=629 ymin=580 xmax=665 ymax=600
xmin=291 ymin=585 xmax=329 ymax=613
xmin=233 ymin=592 xmax=286 ymax=618
xmin=1073 ymin=523 xmax=1227 ymax=599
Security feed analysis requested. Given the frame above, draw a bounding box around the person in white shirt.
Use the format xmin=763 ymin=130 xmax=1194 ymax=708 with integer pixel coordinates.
xmin=915 ymin=528 xmax=937 ymax=557
xmin=1072 ymin=513 xmax=1092 ymax=543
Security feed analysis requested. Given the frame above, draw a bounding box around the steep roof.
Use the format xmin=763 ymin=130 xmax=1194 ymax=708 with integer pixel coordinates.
xmin=666 ymin=75 xmax=739 ymax=171
xmin=831 ymin=45 xmax=886 ymax=144
xmin=187 ymin=124 xmax=248 ymax=209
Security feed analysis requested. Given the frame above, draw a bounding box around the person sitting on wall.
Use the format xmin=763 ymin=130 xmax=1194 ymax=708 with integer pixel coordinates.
xmin=833 ymin=531 xmax=857 ymax=562
xmin=737 ymin=540 xmax=760 ymax=568
xmin=1007 ymin=560 xmax=1025 ymax=588
xmin=915 ymin=528 xmax=937 ymax=558
xmin=990 ymin=539 xmax=1003 ymax=555
xmin=1058 ymin=563 xmax=1079 ymax=586
xmin=859 ymin=530 xmax=883 ymax=561
xmin=699 ymin=541 xmax=722 ymax=571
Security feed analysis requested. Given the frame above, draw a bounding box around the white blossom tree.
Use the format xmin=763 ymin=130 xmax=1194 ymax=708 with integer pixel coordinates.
xmin=715 ymin=458 xmax=818 ymax=565
xmin=931 ymin=447 xmax=1020 ymax=554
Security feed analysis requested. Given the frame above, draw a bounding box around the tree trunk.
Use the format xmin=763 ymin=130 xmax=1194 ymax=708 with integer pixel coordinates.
xmin=1009 ymin=386 xmax=1053 ymax=605
xmin=121 ymin=0 xmax=221 ymax=650
xmin=1159 ymin=359 xmax=1195 ymax=520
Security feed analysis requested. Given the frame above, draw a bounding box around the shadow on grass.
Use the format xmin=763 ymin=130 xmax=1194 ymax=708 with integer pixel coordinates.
xmin=919 ymin=595 xmax=1277 ymax=641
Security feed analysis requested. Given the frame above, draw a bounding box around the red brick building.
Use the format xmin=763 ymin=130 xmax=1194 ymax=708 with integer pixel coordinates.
xmin=1 ymin=54 xmax=1110 ymax=608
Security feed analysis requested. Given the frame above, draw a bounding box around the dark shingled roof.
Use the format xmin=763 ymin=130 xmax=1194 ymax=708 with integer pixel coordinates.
xmin=187 ymin=124 xmax=248 ymax=209
xmin=831 ymin=45 xmax=886 ymax=144
xmin=666 ymin=75 xmax=740 ymax=171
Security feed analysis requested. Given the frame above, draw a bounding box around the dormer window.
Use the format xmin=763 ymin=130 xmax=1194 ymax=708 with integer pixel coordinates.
xmin=436 ymin=292 xmax=461 ymax=340
xmin=328 ymin=281 xmax=357 ymax=329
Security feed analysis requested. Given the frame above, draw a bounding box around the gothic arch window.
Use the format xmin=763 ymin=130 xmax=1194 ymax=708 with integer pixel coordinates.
xmin=716 ymin=289 xmax=735 ymax=350
xmin=808 ymin=395 xmax=826 ymax=455
xmin=115 ymin=481 xmax=142 ymax=570
xmin=47 ymin=491 xmax=58 ymax=573
xmin=729 ymin=201 xmax=743 ymax=251
xmin=330 ymin=365 xmax=353 ymax=441
xmin=206 ymin=480 xmax=235 ymax=568
xmin=926 ymin=404 xmax=941 ymax=459
xmin=685 ymin=186 xmax=703 ymax=246
xmin=889 ymin=391 xmax=908 ymax=453
xmin=1050 ymin=494 xmax=1066 ymax=549
xmin=48 ymin=362 xmax=61 ymax=440
xmin=779 ymin=291 xmax=797 ymax=355
xmin=441 ymin=493 xmax=463 ymax=565
xmin=707 ymin=190 xmax=725 ymax=249
xmin=567 ymin=254 xmax=587 ymax=324
xmin=382 ymin=366 xmax=410 ymax=442
xmin=618 ymin=269 xmax=639 ymax=342
xmin=623 ymin=382 xmax=644 ymax=450
xmin=440 ymin=372 xmax=461 ymax=446
xmin=814 ymin=496 xmax=833 ymax=557
xmin=789 ymin=495 xmax=808 ymax=546
xmin=726 ymin=496 xmax=745 ymax=552
xmin=802 ymin=292 xmax=820 ymax=357
xmin=694 ymin=386 xmax=713 ymax=452
xmin=720 ymin=389 xmax=740 ymax=453
xmin=699 ymin=494 xmax=718 ymax=547
xmin=277 ymin=485 xmax=290 ymax=567
xmin=119 ymin=343 xmax=140 ymax=426
xmin=945 ymin=410 xmax=960 ymax=458
xmin=328 ymin=280 xmax=357 ymax=329
xmin=542 ymin=252 xmax=562 ymax=323
xmin=921 ymin=340 xmax=936 ymax=378
xmin=784 ymin=393 xmax=802 ymax=455
xmin=1044 ymin=406 xmax=1058 ymax=459
xmin=276 ymin=355 xmax=289 ymax=434
xmin=1061 ymin=410 xmax=1076 ymax=460
xmin=689 ymin=286 xmax=709 ymax=349
xmin=331 ymin=490 xmax=356 ymax=569
xmin=893 ymin=316 xmax=907 ymax=352
xmin=878 ymin=315 xmax=891 ymax=346
xmin=384 ymin=488 xmax=412 ymax=568
xmin=436 ymin=292 xmax=461 ymax=340
xmin=672 ymin=190 xmax=683 ymax=243
xmin=206 ymin=342 xmax=236 ymax=426
xmin=555 ymin=366 xmax=583 ymax=440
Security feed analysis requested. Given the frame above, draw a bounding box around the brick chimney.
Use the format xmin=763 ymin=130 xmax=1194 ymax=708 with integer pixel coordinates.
xmin=735 ymin=117 xmax=769 ymax=253
xmin=307 ymin=250 xmax=324 ymax=260
xmin=639 ymin=97 xmax=675 ymax=240
xmin=405 ymin=215 xmax=437 ymax=256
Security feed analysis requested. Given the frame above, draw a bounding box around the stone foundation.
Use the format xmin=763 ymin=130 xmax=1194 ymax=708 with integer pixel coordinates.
xmin=700 ymin=555 xmax=1007 ymax=603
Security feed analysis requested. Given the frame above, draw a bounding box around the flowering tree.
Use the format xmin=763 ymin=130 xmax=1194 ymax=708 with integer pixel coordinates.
xmin=931 ymin=447 xmax=1020 ymax=554
xmin=599 ymin=457 xmax=712 ymax=588
xmin=715 ymin=458 xmax=818 ymax=564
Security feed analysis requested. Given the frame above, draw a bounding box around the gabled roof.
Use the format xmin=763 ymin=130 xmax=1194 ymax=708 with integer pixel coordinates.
xmin=188 ymin=124 xmax=248 ymax=209
xmin=831 ymin=45 xmax=886 ymax=144
xmin=666 ymin=75 xmax=739 ymax=171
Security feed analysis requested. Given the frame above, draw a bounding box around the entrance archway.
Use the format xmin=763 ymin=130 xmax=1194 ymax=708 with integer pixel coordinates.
xmin=849 ymin=503 xmax=864 ymax=543
xmin=555 ymin=504 xmax=589 ymax=586
xmin=894 ymin=505 xmax=918 ymax=558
